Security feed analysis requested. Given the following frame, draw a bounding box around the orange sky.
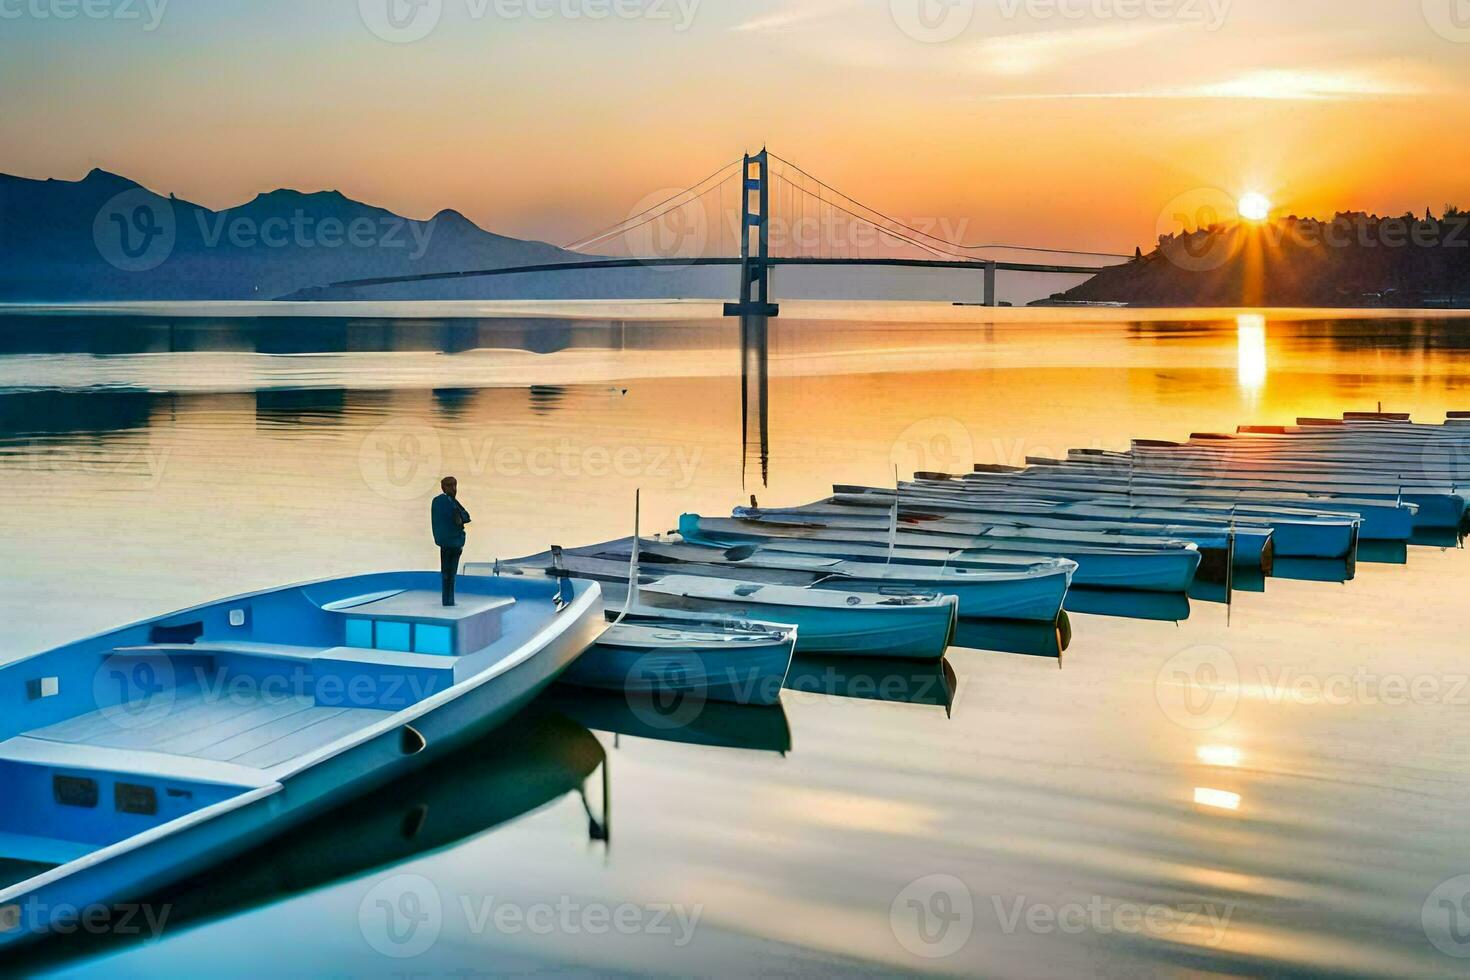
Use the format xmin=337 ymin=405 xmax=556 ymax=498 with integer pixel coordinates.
xmin=1 ymin=0 xmax=1467 ymax=255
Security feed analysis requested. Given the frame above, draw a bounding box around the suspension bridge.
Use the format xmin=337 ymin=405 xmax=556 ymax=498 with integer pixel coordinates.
xmin=305 ymin=150 xmax=1129 ymax=314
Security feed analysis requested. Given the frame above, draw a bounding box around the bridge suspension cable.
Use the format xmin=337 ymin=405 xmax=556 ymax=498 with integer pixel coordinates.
xmin=562 ymin=157 xmax=743 ymax=253
xmin=767 ymin=151 xmax=1132 ymax=261
xmin=769 ymin=169 xmax=977 ymax=263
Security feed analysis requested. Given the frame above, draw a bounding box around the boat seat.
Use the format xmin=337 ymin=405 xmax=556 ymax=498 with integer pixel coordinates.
xmin=0 ymin=833 xmax=92 ymax=867
xmin=322 ymin=591 xmax=515 ymax=656
xmin=0 ymin=734 xmax=278 ymax=788
xmin=110 ymin=643 xmax=457 ymax=710
xmin=113 ymin=641 xmax=456 ymax=671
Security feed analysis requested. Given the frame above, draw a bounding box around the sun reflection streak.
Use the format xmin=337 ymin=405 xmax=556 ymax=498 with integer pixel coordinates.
xmin=1237 ymin=314 xmax=1267 ymax=391
xmin=1197 ymin=745 xmax=1243 ymax=767
xmin=1194 ymin=787 xmax=1242 ymax=811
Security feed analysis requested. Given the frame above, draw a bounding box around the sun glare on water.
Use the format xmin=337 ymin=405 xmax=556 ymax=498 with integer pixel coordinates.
xmin=1238 ymin=193 xmax=1272 ymax=222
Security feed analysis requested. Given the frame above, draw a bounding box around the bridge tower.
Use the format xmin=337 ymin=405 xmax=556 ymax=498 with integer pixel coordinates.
xmin=723 ymin=149 xmax=780 ymax=317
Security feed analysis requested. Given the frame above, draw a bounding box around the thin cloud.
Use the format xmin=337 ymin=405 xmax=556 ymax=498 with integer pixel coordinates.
xmin=731 ymin=0 xmax=860 ymax=34
xmin=976 ymin=23 xmax=1180 ymax=76
xmin=982 ymin=68 xmax=1431 ymax=101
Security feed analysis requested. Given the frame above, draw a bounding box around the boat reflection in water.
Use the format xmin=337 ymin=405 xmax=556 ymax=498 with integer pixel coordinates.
xmin=1357 ymin=539 xmax=1409 ymax=565
xmin=784 ymin=656 xmax=960 ymax=715
xmin=951 ymin=613 xmax=1073 ymax=662
xmin=1188 ymin=566 xmax=1265 ymax=605
xmin=1271 ymin=556 xmax=1356 ymax=584
xmin=542 ymin=687 xmax=793 ymax=755
xmin=1065 ymin=588 xmax=1192 ymax=623
xmin=1409 ymin=526 xmax=1466 ymax=549
xmin=9 ymin=706 xmax=609 ymax=972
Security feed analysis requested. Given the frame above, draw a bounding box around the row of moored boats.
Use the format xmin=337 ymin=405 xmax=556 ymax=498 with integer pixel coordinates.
xmin=493 ymin=412 xmax=1469 ymax=707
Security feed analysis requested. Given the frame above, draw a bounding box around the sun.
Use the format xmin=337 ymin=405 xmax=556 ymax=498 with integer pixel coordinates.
xmin=1238 ymin=193 xmax=1272 ymax=222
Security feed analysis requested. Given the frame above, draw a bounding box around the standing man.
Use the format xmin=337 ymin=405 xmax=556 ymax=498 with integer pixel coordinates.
xmin=431 ymin=476 xmax=471 ymax=607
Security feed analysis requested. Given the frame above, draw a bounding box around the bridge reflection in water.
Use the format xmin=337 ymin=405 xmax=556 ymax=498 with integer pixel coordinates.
xmin=741 ymin=314 xmax=770 ymax=490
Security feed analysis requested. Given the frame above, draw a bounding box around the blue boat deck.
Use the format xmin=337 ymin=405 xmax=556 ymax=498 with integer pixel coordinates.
xmin=21 ymin=687 xmax=394 ymax=771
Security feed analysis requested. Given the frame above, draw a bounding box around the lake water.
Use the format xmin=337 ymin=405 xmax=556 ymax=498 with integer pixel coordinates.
xmin=4 ymin=302 xmax=1470 ymax=977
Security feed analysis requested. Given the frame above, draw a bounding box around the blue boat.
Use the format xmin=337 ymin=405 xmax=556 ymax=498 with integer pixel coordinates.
xmin=830 ymin=485 xmax=1359 ymax=560
xmin=630 ymin=575 xmax=959 ymax=660
xmin=0 ymin=570 xmax=605 ymax=950
xmin=580 ymin=538 xmax=1076 ymax=622
xmin=490 ymin=554 xmax=959 ymax=661
xmin=749 ymin=498 xmax=1277 ymax=569
xmin=7 ymin=706 xmax=608 ymax=969
xmin=679 ymin=514 xmax=1202 ymax=594
xmin=943 ymin=470 xmax=1417 ymax=541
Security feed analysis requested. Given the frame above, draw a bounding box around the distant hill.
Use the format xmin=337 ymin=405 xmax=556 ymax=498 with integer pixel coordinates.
xmin=1051 ymin=210 xmax=1470 ymax=308
xmin=0 ymin=169 xmax=584 ymax=301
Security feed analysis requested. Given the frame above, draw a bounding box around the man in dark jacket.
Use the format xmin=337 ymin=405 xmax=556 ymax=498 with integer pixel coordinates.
xmin=431 ymin=476 xmax=472 ymax=606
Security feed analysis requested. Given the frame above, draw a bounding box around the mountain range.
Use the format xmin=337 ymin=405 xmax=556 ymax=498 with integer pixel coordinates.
xmin=0 ymin=169 xmax=583 ymax=302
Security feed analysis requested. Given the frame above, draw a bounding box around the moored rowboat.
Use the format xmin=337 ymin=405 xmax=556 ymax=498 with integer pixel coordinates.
xmin=679 ymin=514 xmax=1202 ymax=593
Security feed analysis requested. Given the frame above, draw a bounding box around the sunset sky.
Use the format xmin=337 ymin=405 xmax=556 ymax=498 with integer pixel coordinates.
xmin=2 ymin=0 xmax=1468 ymax=255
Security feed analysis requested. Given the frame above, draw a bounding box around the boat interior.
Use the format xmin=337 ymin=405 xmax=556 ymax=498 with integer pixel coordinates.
xmin=0 ymin=571 xmax=572 ymax=893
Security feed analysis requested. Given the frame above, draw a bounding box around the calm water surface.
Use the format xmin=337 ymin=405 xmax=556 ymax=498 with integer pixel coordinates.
xmin=3 ymin=303 xmax=1470 ymax=977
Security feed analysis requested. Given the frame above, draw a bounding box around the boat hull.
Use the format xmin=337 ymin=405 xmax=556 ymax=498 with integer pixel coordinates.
xmin=633 ymin=590 xmax=957 ymax=661
xmin=0 ymin=573 xmax=605 ymax=951
xmin=561 ymin=632 xmax=795 ymax=706
xmin=807 ymin=570 xmax=1068 ymax=622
